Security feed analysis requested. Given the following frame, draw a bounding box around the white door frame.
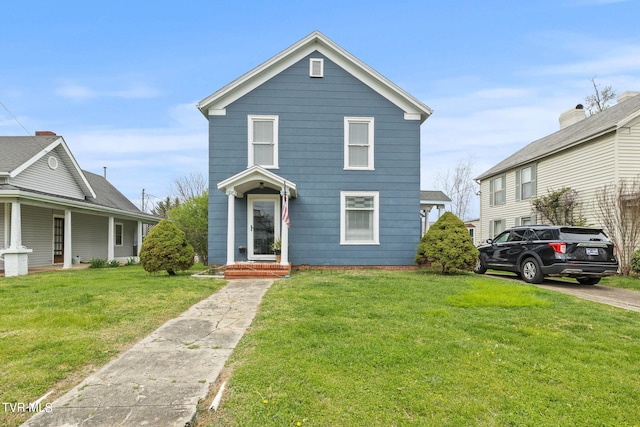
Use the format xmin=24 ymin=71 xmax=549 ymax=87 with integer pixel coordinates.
xmin=247 ymin=194 xmax=280 ymax=261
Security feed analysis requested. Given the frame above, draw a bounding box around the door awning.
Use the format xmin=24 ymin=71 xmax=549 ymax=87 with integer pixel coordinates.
xmin=217 ymin=165 xmax=297 ymax=198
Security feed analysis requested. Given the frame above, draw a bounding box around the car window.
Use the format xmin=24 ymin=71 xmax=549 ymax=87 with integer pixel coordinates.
xmin=493 ymin=231 xmax=510 ymax=243
xmin=534 ymin=229 xmax=556 ymax=241
xmin=509 ymin=229 xmax=527 ymax=242
xmin=559 ymin=228 xmax=609 ymax=242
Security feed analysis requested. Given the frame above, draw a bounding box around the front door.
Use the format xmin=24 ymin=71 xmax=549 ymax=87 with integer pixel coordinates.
xmin=248 ymin=195 xmax=280 ymax=261
xmin=53 ymin=217 xmax=64 ymax=263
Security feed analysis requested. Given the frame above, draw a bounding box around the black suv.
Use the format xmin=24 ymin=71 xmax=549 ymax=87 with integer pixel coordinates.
xmin=474 ymin=225 xmax=618 ymax=285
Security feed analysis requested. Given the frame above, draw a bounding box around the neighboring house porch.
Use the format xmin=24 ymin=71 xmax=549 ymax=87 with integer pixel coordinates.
xmin=0 ymin=133 xmax=159 ymax=276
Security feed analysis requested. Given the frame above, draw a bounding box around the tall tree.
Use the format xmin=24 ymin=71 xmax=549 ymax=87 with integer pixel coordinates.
xmin=150 ymin=196 xmax=180 ymax=219
xmin=595 ymin=177 xmax=640 ymax=276
xmin=436 ymin=161 xmax=477 ymax=220
xmin=584 ymin=77 xmax=616 ymax=116
xmin=168 ymin=190 xmax=209 ymax=265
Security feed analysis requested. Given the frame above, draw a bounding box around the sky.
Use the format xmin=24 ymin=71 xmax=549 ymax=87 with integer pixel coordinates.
xmin=2 ymin=0 xmax=640 ymax=219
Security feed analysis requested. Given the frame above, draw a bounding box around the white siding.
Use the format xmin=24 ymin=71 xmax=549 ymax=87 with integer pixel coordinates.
xmin=479 ymin=133 xmax=617 ymax=243
xmin=537 ymin=133 xmax=616 ymax=225
xmin=12 ymin=147 xmax=85 ymax=199
xmin=618 ymin=119 xmax=640 ymax=178
xmin=21 ymin=205 xmax=56 ymax=267
xmin=114 ymin=219 xmax=138 ymax=258
xmin=72 ymin=213 xmax=109 ymax=262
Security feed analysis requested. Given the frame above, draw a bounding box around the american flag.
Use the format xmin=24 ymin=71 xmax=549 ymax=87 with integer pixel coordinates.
xmin=282 ymin=194 xmax=290 ymax=228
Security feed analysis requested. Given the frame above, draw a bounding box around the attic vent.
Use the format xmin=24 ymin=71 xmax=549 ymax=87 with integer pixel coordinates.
xmin=47 ymin=156 xmax=58 ymax=170
xmin=310 ymin=58 xmax=324 ymax=78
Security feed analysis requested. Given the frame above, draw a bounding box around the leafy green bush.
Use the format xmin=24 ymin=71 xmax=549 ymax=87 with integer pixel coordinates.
xmin=89 ymin=258 xmax=108 ymax=269
xmin=125 ymin=257 xmax=137 ymax=266
xmin=415 ymin=212 xmax=478 ymax=273
xmin=108 ymin=259 xmax=121 ymax=268
xmin=631 ymin=249 xmax=640 ymax=275
xmin=140 ymin=219 xmax=194 ymax=275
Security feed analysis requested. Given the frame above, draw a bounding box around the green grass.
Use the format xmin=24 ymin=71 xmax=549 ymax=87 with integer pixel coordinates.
xmin=201 ymin=270 xmax=640 ymax=427
xmin=601 ymin=275 xmax=640 ymax=291
xmin=0 ymin=264 xmax=223 ymax=427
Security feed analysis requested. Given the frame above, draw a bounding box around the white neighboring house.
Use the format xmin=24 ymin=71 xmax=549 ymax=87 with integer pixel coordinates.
xmin=475 ymin=91 xmax=640 ymax=244
xmin=0 ymin=132 xmax=159 ymax=276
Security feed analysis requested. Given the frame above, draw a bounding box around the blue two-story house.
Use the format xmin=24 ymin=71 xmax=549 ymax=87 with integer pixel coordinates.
xmin=198 ymin=31 xmax=432 ymax=272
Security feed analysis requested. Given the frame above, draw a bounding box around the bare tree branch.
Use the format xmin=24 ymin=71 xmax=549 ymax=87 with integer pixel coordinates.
xmin=171 ymin=172 xmax=207 ymax=202
xmin=584 ymin=77 xmax=616 ymax=116
xmin=436 ymin=161 xmax=477 ymax=220
xmin=595 ymin=177 xmax=640 ymax=275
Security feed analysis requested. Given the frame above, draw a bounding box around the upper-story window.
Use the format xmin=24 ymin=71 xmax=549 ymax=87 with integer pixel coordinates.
xmin=491 ymin=175 xmax=506 ymax=205
xmin=248 ymin=115 xmax=278 ymax=168
xmin=309 ymin=58 xmax=324 ymax=77
xmin=516 ymin=164 xmax=536 ymax=200
xmin=344 ymin=117 xmax=374 ymax=170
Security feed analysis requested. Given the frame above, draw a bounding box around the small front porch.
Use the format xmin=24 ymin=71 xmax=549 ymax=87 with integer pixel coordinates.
xmin=221 ymin=262 xmax=291 ymax=279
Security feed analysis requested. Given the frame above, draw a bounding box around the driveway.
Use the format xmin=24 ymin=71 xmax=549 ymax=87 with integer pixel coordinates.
xmin=488 ymin=273 xmax=640 ymax=313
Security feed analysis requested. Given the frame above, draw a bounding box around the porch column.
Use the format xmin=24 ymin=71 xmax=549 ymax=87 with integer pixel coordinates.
xmin=280 ymin=191 xmax=289 ymax=265
xmin=63 ymin=210 xmax=72 ymax=269
xmin=1 ymin=201 xmax=32 ymax=277
xmin=136 ymin=221 xmax=143 ymax=256
xmin=108 ymin=216 xmax=115 ymax=261
xmin=3 ymin=203 xmax=9 ymax=248
xmin=226 ymin=190 xmax=236 ymax=265
xmin=10 ymin=201 xmax=22 ymax=248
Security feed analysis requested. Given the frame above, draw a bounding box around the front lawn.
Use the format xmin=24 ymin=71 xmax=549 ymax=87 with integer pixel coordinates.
xmin=199 ymin=270 xmax=640 ymax=426
xmin=0 ymin=264 xmax=223 ymax=427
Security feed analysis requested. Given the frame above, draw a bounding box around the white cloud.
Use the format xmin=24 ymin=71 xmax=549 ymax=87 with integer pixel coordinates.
xmin=55 ymin=83 xmax=159 ymax=100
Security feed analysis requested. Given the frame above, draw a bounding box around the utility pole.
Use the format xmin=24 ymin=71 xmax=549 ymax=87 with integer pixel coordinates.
xmin=141 ymin=189 xmax=145 ymax=212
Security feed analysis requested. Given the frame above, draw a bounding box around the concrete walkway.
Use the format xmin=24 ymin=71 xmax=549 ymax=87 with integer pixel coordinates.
xmin=23 ymin=279 xmax=273 ymax=427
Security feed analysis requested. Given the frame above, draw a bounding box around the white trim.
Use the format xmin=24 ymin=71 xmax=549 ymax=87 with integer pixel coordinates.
xmin=340 ymin=191 xmax=379 ymax=245
xmin=115 ymin=222 xmax=124 ymax=247
xmin=344 ymin=117 xmax=374 ymax=170
xmin=248 ymin=115 xmax=279 ymax=169
xmin=217 ymin=165 xmax=297 ymax=198
xmin=309 ymin=58 xmax=324 ymax=77
xmin=197 ymin=31 xmax=432 ymax=123
xmin=208 ymin=108 xmax=227 ymax=116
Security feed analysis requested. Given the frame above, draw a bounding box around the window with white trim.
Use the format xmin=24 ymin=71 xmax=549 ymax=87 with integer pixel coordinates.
xmin=489 ymin=219 xmax=505 ymax=238
xmin=491 ymin=175 xmax=506 ymax=205
xmin=344 ymin=117 xmax=374 ymax=170
xmin=310 ymin=58 xmax=324 ymax=77
xmin=516 ymin=164 xmax=536 ymax=200
xmin=115 ymin=222 xmax=124 ymax=247
xmin=340 ymin=191 xmax=379 ymax=244
xmin=248 ymin=115 xmax=278 ymax=168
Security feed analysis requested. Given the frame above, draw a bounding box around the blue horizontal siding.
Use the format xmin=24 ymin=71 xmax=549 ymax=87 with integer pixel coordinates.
xmin=209 ymin=51 xmax=422 ymax=266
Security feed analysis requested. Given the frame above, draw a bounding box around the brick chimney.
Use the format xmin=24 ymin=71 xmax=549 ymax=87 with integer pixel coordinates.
xmin=559 ymin=104 xmax=586 ymax=129
xmin=35 ymin=131 xmax=57 ymax=136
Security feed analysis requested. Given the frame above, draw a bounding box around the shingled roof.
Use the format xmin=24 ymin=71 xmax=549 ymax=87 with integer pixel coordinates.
xmin=476 ymin=92 xmax=640 ymax=180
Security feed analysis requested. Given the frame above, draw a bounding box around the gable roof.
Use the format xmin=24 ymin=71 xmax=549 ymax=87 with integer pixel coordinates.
xmin=420 ymin=190 xmax=451 ymax=203
xmin=0 ymin=135 xmax=95 ymax=198
xmin=198 ymin=31 xmax=432 ymax=123
xmin=1 ymin=135 xmax=157 ymax=221
xmin=82 ymin=170 xmax=144 ymax=213
xmin=476 ymin=92 xmax=640 ymax=180
xmin=217 ymin=165 xmax=297 ymax=198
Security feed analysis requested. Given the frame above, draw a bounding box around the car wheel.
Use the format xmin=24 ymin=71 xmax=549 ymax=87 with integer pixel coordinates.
xmin=474 ymin=258 xmax=487 ymax=274
xmin=521 ymin=258 xmax=544 ymax=284
xmin=577 ymin=277 xmax=601 ymax=285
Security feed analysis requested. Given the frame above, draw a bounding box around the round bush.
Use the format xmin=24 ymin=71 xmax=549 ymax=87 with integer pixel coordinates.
xmin=415 ymin=212 xmax=478 ymax=273
xmin=631 ymin=248 xmax=640 ymax=275
xmin=140 ymin=219 xmax=194 ymax=275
